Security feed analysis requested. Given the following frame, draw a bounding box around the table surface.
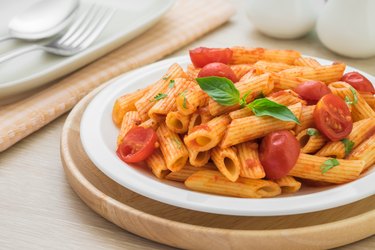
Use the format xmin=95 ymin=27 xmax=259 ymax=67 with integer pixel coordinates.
xmin=1 ymin=1 xmax=374 ymax=249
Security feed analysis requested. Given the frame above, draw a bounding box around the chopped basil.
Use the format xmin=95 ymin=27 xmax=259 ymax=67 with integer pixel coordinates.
xmin=307 ymin=128 xmax=320 ymax=136
xmin=341 ymin=138 xmax=354 ymax=156
xmin=320 ymin=158 xmax=340 ymax=174
xmin=152 ymin=93 xmax=167 ymax=101
xmin=168 ymin=79 xmax=175 ymax=88
xmin=239 ymin=90 xmax=251 ymax=107
xmin=345 ymin=87 xmax=358 ymax=105
xmin=179 ymin=90 xmax=188 ymax=109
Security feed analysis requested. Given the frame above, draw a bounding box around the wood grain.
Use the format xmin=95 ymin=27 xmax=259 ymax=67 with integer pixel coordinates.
xmin=60 ymin=80 xmax=375 ymax=250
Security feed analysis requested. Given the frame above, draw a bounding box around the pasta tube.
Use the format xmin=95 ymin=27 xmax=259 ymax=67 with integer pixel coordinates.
xmin=328 ymin=81 xmax=375 ymax=121
xmin=148 ymin=78 xmax=194 ymax=121
xmin=274 ymin=176 xmax=301 ymax=194
xmin=166 ymin=111 xmax=190 ymax=134
xmin=317 ymin=118 xmax=375 ymax=158
xmin=185 ymin=170 xmax=281 ymax=198
xmin=156 ymin=123 xmax=188 ymax=172
xmin=296 ymin=128 xmax=326 ymax=154
xmin=294 ymin=105 xmax=315 ymax=134
xmin=230 ymin=64 xmax=256 ymax=80
xmin=289 ymin=153 xmax=365 ymax=184
xmin=220 ymin=103 xmax=302 ymax=148
xmin=117 ymin=111 xmax=141 ymax=145
xmin=184 ymin=115 xmax=230 ymax=151
xmin=187 ymin=63 xmax=200 ymax=79
xmin=211 ymin=146 xmax=241 ymax=182
xmin=236 ymin=142 xmax=265 ymax=179
xmin=346 ymin=134 xmax=375 ymax=171
xmin=139 ymin=118 xmax=158 ymax=130
xmin=145 ymin=149 xmax=170 ymax=179
xmin=176 ymin=85 xmax=208 ymax=115
xmin=254 ymin=60 xmax=293 ymax=72
xmin=112 ymin=86 xmax=151 ymax=127
xmin=188 ymin=107 xmax=213 ymax=134
xmin=165 ymin=163 xmax=216 ymax=182
xmin=135 ymin=63 xmax=188 ymax=120
xmin=187 ymin=148 xmax=211 ymax=167
xmin=294 ymin=57 xmax=321 ymax=67
xmin=359 ymin=91 xmax=375 ymax=110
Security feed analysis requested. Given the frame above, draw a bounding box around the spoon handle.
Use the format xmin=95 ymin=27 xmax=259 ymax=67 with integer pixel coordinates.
xmin=0 ymin=45 xmax=41 ymax=64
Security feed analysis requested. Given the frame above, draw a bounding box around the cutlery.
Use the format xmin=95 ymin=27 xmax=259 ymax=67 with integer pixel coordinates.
xmin=0 ymin=0 xmax=79 ymax=42
xmin=0 ymin=5 xmax=115 ymax=63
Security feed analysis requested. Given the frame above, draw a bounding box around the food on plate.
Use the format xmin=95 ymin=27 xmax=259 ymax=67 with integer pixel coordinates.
xmin=112 ymin=46 xmax=375 ymax=198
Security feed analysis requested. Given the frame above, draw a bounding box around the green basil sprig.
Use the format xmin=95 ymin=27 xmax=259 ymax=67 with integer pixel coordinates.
xmin=341 ymin=138 xmax=354 ymax=156
xmin=321 ymin=158 xmax=340 ymax=174
xmin=307 ymin=128 xmax=320 ymax=136
xmin=196 ymin=76 xmax=300 ymax=124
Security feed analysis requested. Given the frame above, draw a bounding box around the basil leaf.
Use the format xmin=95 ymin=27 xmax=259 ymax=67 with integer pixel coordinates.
xmin=320 ymin=158 xmax=340 ymax=174
xmin=247 ymin=98 xmax=300 ymax=124
xmin=345 ymin=87 xmax=358 ymax=105
xmin=196 ymin=77 xmax=240 ymax=106
xmin=341 ymin=138 xmax=354 ymax=156
xmin=307 ymin=128 xmax=320 ymax=136
xmin=239 ymin=90 xmax=252 ymax=107
xmin=153 ymin=93 xmax=167 ymax=101
xmin=168 ymin=79 xmax=175 ymax=88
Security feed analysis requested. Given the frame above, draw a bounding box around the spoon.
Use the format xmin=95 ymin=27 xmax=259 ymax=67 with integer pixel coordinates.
xmin=0 ymin=0 xmax=79 ymax=42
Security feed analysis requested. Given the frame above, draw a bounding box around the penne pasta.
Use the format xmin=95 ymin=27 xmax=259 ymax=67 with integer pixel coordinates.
xmin=346 ymin=134 xmax=375 ymax=171
xmin=211 ymin=146 xmax=241 ymax=182
xmin=317 ymin=118 xmax=375 ymax=158
xmin=166 ymin=111 xmax=190 ymax=134
xmin=187 ymin=63 xmax=200 ymax=79
xmin=289 ymin=153 xmax=365 ymax=184
xmin=294 ymin=57 xmax=321 ymax=68
xmin=254 ymin=60 xmax=294 ymax=72
xmin=185 ymin=170 xmax=281 ymax=198
xmin=328 ymin=81 xmax=375 ymax=121
xmin=148 ymin=78 xmax=194 ymax=121
xmin=139 ymin=118 xmax=159 ymax=130
xmin=230 ymin=64 xmax=256 ymax=80
xmin=156 ymin=123 xmax=189 ymax=172
xmin=359 ymin=91 xmax=375 ymax=110
xmin=117 ymin=111 xmax=141 ymax=145
xmin=188 ymin=107 xmax=213 ymax=134
xmin=135 ymin=63 xmax=188 ymax=121
xmin=184 ymin=115 xmax=230 ymax=151
xmin=165 ymin=163 xmax=216 ymax=182
xmin=229 ymin=47 xmax=301 ymax=65
xmin=296 ymin=128 xmax=326 ymax=154
xmin=236 ymin=142 xmax=265 ymax=179
xmin=112 ymin=86 xmax=151 ymax=127
xmin=145 ymin=149 xmax=170 ymax=179
xmin=220 ymin=103 xmax=302 ymax=148
xmin=274 ymin=176 xmax=302 ymax=194
xmin=176 ymin=85 xmax=208 ymax=115
xmin=187 ymin=148 xmax=211 ymax=167
xmin=294 ymin=105 xmax=315 ymax=134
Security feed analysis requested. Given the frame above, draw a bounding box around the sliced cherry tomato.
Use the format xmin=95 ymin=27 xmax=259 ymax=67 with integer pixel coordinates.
xmin=341 ymin=72 xmax=375 ymax=94
xmin=313 ymin=94 xmax=353 ymax=141
xmin=189 ymin=47 xmax=233 ymax=68
xmin=116 ymin=127 xmax=157 ymax=163
xmin=197 ymin=62 xmax=238 ymax=82
xmin=294 ymin=80 xmax=331 ymax=105
xmin=259 ymin=130 xmax=300 ymax=180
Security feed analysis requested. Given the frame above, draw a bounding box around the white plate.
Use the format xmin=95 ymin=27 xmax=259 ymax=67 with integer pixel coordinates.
xmin=80 ymin=55 xmax=375 ymax=216
xmin=0 ymin=0 xmax=175 ymax=103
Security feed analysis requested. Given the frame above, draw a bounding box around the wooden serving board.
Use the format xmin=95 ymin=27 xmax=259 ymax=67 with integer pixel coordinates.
xmin=60 ymin=85 xmax=375 ymax=250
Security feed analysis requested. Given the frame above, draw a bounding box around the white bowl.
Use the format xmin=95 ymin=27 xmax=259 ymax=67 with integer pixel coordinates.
xmin=246 ymin=0 xmax=324 ymax=39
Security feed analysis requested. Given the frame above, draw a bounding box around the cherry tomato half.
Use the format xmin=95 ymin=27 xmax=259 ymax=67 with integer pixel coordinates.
xmin=259 ymin=130 xmax=300 ymax=180
xmin=197 ymin=62 xmax=238 ymax=83
xmin=116 ymin=127 xmax=157 ymax=163
xmin=341 ymin=72 xmax=375 ymax=94
xmin=294 ymin=80 xmax=331 ymax=105
xmin=189 ymin=47 xmax=233 ymax=68
xmin=313 ymin=94 xmax=353 ymax=141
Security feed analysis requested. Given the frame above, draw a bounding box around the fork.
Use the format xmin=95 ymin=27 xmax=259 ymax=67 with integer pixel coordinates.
xmin=0 ymin=5 xmax=115 ymax=63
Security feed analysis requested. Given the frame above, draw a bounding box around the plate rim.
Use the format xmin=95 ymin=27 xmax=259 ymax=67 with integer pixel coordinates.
xmin=80 ymin=55 xmax=375 ymax=216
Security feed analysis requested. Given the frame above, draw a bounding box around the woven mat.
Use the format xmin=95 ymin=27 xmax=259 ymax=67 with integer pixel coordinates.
xmin=0 ymin=0 xmax=235 ymax=152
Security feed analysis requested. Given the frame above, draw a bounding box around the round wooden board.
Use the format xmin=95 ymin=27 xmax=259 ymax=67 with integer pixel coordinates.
xmin=60 ymin=85 xmax=375 ymax=250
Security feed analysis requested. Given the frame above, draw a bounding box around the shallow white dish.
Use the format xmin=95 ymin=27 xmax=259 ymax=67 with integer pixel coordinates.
xmin=0 ymin=0 xmax=175 ymax=103
xmin=80 ymin=55 xmax=375 ymax=216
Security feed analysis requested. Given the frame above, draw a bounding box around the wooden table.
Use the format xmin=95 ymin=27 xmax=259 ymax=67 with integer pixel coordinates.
xmin=1 ymin=1 xmax=374 ymax=249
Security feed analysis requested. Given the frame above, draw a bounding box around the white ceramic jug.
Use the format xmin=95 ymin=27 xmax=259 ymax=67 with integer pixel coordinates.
xmin=316 ymin=0 xmax=375 ymax=58
xmin=246 ymin=0 xmax=324 ymax=39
